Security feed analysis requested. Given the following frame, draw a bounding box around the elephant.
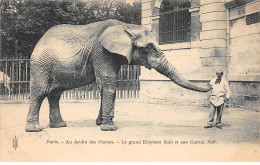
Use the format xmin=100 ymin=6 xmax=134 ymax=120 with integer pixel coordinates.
xmin=25 ymin=19 xmax=211 ymax=132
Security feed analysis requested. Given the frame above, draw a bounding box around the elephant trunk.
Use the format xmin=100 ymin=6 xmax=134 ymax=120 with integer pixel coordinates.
xmin=155 ymin=55 xmax=211 ymax=92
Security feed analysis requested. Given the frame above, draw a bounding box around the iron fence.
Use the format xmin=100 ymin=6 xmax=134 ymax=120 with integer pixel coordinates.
xmin=0 ymin=57 xmax=30 ymax=100
xmin=0 ymin=57 xmax=140 ymax=100
xmin=159 ymin=0 xmax=191 ymax=44
xmin=246 ymin=12 xmax=260 ymax=25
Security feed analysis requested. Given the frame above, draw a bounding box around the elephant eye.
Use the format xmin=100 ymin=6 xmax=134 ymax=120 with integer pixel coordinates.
xmin=145 ymin=43 xmax=157 ymax=53
xmin=144 ymin=44 xmax=151 ymax=50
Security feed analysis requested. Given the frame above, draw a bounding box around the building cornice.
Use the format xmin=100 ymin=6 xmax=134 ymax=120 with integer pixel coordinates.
xmin=225 ymin=0 xmax=256 ymax=9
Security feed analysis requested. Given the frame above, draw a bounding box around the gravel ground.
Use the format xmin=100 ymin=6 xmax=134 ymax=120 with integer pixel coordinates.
xmin=0 ymin=99 xmax=259 ymax=162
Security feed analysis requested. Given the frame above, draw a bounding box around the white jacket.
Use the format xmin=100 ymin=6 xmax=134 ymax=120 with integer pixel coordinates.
xmin=0 ymin=71 xmax=10 ymax=90
xmin=209 ymin=78 xmax=231 ymax=106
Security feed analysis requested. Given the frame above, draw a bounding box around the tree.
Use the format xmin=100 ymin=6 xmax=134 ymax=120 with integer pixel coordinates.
xmin=0 ymin=0 xmax=141 ymax=58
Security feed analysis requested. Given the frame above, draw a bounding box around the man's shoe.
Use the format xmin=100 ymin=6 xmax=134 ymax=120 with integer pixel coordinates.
xmin=216 ymin=125 xmax=222 ymax=129
xmin=204 ymin=125 xmax=212 ymax=128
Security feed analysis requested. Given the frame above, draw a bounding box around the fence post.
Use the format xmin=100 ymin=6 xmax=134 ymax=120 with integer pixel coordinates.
xmin=18 ymin=57 xmax=21 ymax=100
xmin=4 ymin=57 xmax=7 ymax=99
xmin=25 ymin=59 xmax=28 ymax=99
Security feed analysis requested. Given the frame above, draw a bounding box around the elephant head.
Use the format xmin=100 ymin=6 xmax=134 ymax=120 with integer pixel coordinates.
xmin=99 ymin=24 xmax=211 ymax=92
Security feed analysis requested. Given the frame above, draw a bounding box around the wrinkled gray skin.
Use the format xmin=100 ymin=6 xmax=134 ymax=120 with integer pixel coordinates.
xmin=25 ymin=19 xmax=211 ymax=132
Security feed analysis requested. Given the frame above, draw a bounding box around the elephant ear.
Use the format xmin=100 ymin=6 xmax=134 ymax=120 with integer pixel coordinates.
xmin=99 ymin=25 xmax=133 ymax=64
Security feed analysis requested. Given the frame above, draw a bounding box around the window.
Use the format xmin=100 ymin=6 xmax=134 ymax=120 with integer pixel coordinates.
xmin=159 ymin=0 xmax=191 ymax=45
xmin=246 ymin=12 xmax=260 ymax=25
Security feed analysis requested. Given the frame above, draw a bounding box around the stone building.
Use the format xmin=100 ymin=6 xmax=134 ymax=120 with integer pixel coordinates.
xmin=139 ymin=0 xmax=260 ymax=110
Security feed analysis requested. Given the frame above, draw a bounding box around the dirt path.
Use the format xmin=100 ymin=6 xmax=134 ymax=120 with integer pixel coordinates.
xmin=0 ymin=100 xmax=259 ymax=161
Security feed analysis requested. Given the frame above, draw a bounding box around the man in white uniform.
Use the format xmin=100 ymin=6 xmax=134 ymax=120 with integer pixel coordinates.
xmin=0 ymin=71 xmax=10 ymax=90
xmin=204 ymin=69 xmax=231 ymax=129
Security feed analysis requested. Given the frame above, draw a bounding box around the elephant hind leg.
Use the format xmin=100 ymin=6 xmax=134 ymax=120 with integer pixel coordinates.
xmin=25 ymin=82 xmax=47 ymax=132
xmin=25 ymin=96 xmax=46 ymax=132
xmin=47 ymin=90 xmax=67 ymax=128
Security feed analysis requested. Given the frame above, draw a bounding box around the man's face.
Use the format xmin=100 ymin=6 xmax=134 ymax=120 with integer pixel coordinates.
xmin=216 ymin=72 xmax=223 ymax=79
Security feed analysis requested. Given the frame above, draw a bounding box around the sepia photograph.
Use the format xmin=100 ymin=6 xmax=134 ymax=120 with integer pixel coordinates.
xmin=0 ymin=0 xmax=259 ymax=162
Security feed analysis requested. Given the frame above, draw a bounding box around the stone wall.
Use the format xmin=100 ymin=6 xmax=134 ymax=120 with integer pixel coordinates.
xmin=139 ymin=80 xmax=210 ymax=107
xmin=226 ymin=0 xmax=260 ymax=110
xmin=227 ymin=0 xmax=260 ymax=81
xmin=199 ymin=0 xmax=228 ymax=78
xmin=139 ymin=0 xmax=260 ymax=110
xmin=229 ymin=81 xmax=260 ymax=110
xmin=140 ymin=0 xmax=229 ymax=80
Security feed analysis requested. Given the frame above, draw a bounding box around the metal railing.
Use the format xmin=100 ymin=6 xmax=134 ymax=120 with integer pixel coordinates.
xmin=61 ymin=65 xmax=141 ymax=100
xmin=0 ymin=57 xmax=30 ymax=100
xmin=246 ymin=12 xmax=260 ymax=25
xmin=0 ymin=57 xmax=140 ymax=100
xmin=159 ymin=0 xmax=191 ymax=44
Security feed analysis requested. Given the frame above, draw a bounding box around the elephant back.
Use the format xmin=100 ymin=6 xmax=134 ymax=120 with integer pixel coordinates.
xmin=31 ymin=19 xmax=124 ymax=62
xmin=30 ymin=19 xmax=126 ymax=75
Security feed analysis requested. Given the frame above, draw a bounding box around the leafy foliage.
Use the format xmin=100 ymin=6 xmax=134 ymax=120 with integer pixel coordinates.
xmin=0 ymin=0 xmax=141 ymax=58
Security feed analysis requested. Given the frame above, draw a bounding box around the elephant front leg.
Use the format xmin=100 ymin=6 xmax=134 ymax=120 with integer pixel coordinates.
xmin=99 ymin=77 xmax=118 ymax=131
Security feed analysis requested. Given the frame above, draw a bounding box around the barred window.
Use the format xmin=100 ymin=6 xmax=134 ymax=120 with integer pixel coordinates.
xmin=246 ymin=12 xmax=260 ymax=25
xmin=159 ymin=0 xmax=191 ymax=45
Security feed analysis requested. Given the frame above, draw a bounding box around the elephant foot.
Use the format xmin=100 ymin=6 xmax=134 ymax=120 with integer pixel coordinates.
xmin=49 ymin=120 xmax=67 ymax=128
xmin=96 ymin=118 xmax=103 ymax=125
xmin=25 ymin=123 xmax=43 ymax=132
xmin=100 ymin=124 xmax=118 ymax=131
